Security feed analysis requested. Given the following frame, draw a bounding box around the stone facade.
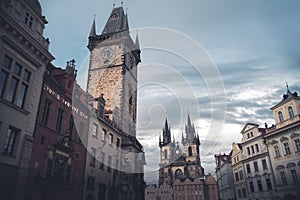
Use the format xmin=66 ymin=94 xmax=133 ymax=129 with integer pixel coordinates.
xmin=24 ymin=61 xmax=89 ymax=200
xmin=84 ymin=5 xmax=145 ymax=200
xmin=264 ymin=87 xmax=300 ymax=200
xmin=215 ymin=152 xmax=236 ymax=200
xmin=87 ymin=6 xmax=140 ymax=137
xmin=231 ymin=142 xmax=248 ymax=200
xmin=0 ymin=0 xmax=53 ymax=199
xmin=240 ymin=123 xmax=275 ymax=200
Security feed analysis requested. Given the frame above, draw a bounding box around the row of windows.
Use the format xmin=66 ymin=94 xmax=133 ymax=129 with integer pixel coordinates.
xmin=246 ymin=143 xmax=260 ymax=156
xmin=237 ymin=188 xmax=247 ymax=199
xmin=0 ymin=55 xmax=31 ymax=108
xmin=235 ymin=170 xmax=244 ymax=182
xmin=247 ymin=131 xmax=254 ymax=139
xmin=91 ymin=123 xmax=120 ymax=147
xmin=246 ymin=159 xmax=268 ymax=174
xmin=273 ymin=138 xmax=300 ymax=157
xmin=279 ymin=169 xmax=299 ymax=185
xmin=249 ymin=178 xmax=272 ymax=192
xmin=278 ymin=106 xmax=295 ymax=123
xmin=41 ymin=98 xmax=85 ymax=142
xmin=89 ymin=148 xmax=119 ymax=173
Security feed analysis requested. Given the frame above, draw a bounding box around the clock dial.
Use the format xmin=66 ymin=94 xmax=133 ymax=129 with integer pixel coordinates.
xmin=175 ymin=149 xmax=180 ymax=155
xmin=101 ymin=47 xmax=114 ymax=59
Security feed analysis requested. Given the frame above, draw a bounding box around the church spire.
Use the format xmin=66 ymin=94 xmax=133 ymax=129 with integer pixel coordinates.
xmin=184 ymin=114 xmax=196 ymax=143
xmin=160 ymin=118 xmax=172 ymax=147
xmin=89 ymin=15 xmax=96 ymax=36
xmin=102 ymin=6 xmax=129 ymax=35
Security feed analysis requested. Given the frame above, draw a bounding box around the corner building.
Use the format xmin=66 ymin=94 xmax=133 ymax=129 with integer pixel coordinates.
xmin=85 ymin=5 xmax=145 ymax=200
xmin=0 ymin=0 xmax=53 ymax=199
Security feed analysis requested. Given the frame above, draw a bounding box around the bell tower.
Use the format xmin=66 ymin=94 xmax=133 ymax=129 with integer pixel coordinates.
xmin=87 ymin=6 xmax=141 ymax=136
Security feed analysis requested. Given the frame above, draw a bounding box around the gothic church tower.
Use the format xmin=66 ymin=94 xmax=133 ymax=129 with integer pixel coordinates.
xmin=87 ymin=5 xmax=141 ymax=136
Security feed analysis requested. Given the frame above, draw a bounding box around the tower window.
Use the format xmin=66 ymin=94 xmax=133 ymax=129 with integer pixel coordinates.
xmin=288 ymin=106 xmax=294 ymax=118
xmin=278 ymin=111 xmax=284 ymax=122
xmin=110 ymin=14 xmax=119 ymax=20
xmin=188 ymin=146 xmax=192 ymax=156
xmin=164 ymin=149 xmax=168 ymax=159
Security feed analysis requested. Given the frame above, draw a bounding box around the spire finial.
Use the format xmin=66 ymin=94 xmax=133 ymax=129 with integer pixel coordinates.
xmin=286 ymin=81 xmax=290 ymax=92
xmin=113 ymin=0 xmax=115 ymax=8
xmin=121 ymin=1 xmax=124 ymax=7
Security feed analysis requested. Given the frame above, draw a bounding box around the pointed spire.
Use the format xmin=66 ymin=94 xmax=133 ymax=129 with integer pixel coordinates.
xmin=89 ymin=15 xmax=96 ymax=36
xmin=135 ymin=32 xmax=140 ymax=49
xmin=286 ymin=81 xmax=291 ymax=93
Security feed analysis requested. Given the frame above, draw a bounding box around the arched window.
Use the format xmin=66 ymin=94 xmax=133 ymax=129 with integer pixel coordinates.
xmin=288 ymin=106 xmax=294 ymax=118
xmin=175 ymin=169 xmax=183 ymax=180
xmin=164 ymin=149 xmax=168 ymax=159
xmin=188 ymin=146 xmax=193 ymax=157
xmin=278 ymin=111 xmax=284 ymax=122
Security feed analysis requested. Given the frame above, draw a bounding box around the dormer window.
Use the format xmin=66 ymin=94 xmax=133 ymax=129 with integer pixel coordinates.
xmin=288 ymin=106 xmax=294 ymax=118
xmin=25 ymin=12 xmax=34 ymax=28
xmin=278 ymin=111 xmax=284 ymax=122
xmin=110 ymin=14 xmax=119 ymax=20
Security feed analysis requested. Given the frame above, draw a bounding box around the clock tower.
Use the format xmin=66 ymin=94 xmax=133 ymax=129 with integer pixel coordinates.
xmin=87 ymin=6 xmax=141 ymax=136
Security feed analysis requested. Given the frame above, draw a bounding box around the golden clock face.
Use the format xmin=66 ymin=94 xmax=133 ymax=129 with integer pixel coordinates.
xmin=101 ymin=47 xmax=114 ymax=59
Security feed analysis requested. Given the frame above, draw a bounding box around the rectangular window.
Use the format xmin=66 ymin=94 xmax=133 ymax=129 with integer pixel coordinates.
xmin=280 ymin=171 xmax=287 ymax=185
xmin=116 ymin=138 xmax=120 ymax=147
xmin=242 ymin=188 xmax=247 ymax=197
xmin=235 ymin=172 xmax=239 ymax=182
xmin=90 ymin=147 xmax=96 ymax=167
xmin=237 ymin=189 xmax=241 ymax=198
xmin=16 ymin=83 xmax=28 ymax=107
xmin=247 ymin=147 xmax=251 ymax=155
xmin=254 ymin=161 xmax=259 ymax=172
xmin=255 ymin=143 xmax=259 ymax=152
xmin=69 ymin=115 xmax=74 ymax=135
xmin=249 ymin=181 xmax=254 ymax=192
xmin=246 ymin=164 xmax=251 ymax=174
xmin=100 ymin=152 xmax=105 ymax=170
xmin=6 ymin=77 xmax=18 ymax=103
xmin=266 ymin=178 xmax=272 ymax=190
xmin=109 ymin=133 xmax=113 ymax=146
xmin=294 ymin=139 xmax=300 ymax=152
xmin=3 ymin=126 xmax=19 ymax=155
xmin=239 ymin=170 xmax=244 ymax=180
xmin=86 ymin=176 xmax=95 ymax=191
xmin=257 ymin=180 xmax=263 ymax=191
xmin=3 ymin=55 xmax=12 ymax=69
xmin=107 ymin=155 xmax=112 ymax=173
xmin=251 ymin=145 xmax=255 ymax=154
xmin=42 ymin=99 xmax=51 ymax=125
xmin=55 ymin=108 xmax=64 ymax=132
xmin=102 ymin=129 xmax=106 ymax=141
xmin=262 ymin=159 xmax=268 ymax=170
xmin=283 ymin=142 xmax=291 ymax=154
xmin=274 ymin=145 xmax=280 ymax=157
xmin=13 ymin=63 xmax=21 ymax=76
xmin=92 ymin=123 xmax=98 ymax=137
xmin=0 ymin=70 xmax=8 ymax=97
xmin=291 ymin=170 xmax=299 ymax=183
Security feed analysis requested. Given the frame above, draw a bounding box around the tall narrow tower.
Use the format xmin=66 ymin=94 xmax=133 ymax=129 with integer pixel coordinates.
xmin=87 ymin=6 xmax=141 ymax=136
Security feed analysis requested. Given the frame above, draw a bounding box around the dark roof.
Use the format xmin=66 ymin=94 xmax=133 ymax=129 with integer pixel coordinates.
xmin=271 ymin=87 xmax=300 ymax=110
xmin=102 ymin=6 xmax=129 ymax=34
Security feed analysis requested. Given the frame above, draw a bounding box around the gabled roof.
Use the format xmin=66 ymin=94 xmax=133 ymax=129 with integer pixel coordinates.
xmin=240 ymin=123 xmax=259 ymax=133
xmin=102 ymin=6 xmax=129 ymax=35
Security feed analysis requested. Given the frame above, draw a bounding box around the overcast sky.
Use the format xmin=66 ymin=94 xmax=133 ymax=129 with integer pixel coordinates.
xmin=40 ymin=0 xmax=300 ymax=183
